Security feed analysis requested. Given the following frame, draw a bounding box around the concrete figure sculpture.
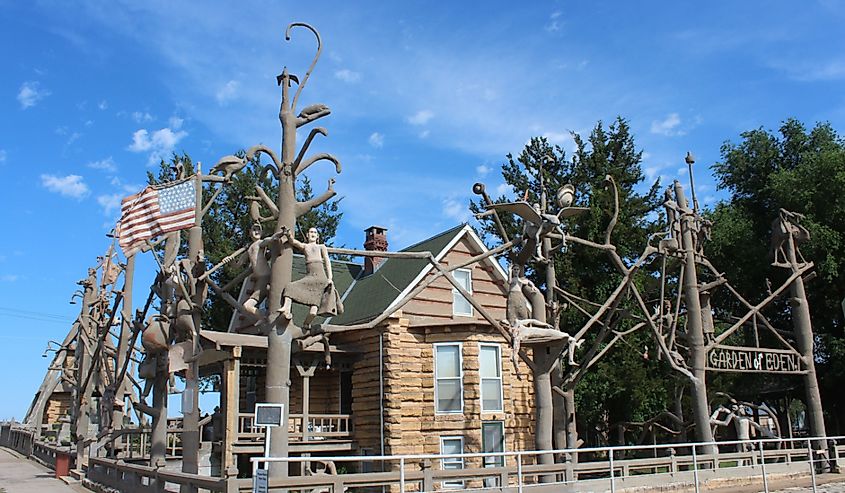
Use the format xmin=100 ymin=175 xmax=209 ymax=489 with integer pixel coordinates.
xmin=710 ymin=405 xmax=775 ymax=452
xmin=279 ymin=227 xmax=343 ymax=327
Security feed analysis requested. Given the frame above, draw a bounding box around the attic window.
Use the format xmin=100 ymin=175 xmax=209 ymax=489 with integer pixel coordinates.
xmin=452 ymin=268 xmax=473 ymax=317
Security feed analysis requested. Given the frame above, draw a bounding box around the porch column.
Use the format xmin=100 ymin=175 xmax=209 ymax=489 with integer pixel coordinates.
xmin=295 ymin=357 xmax=319 ymax=475
xmin=221 ymin=346 xmax=241 ymax=476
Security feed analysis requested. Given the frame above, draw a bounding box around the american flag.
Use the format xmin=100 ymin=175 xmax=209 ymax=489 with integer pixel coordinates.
xmin=116 ymin=179 xmax=196 ymax=256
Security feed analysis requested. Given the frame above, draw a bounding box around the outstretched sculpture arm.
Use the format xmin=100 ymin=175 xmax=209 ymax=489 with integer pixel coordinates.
xmin=285 ymin=22 xmax=322 ymax=112
xmin=253 ymin=186 xmax=280 ymax=217
xmin=246 ymin=144 xmax=282 ymax=177
xmin=604 ymin=175 xmax=620 ymax=246
xmin=296 ymin=105 xmax=331 ymax=128
xmin=294 ymin=152 xmax=341 ymax=176
xmin=293 ymin=127 xmax=328 ymax=170
xmin=295 ymin=178 xmax=337 ymax=217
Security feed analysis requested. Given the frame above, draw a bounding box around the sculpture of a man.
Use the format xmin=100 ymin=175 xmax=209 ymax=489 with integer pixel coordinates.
xmin=242 ymin=223 xmax=285 ymax=316
xmin=279 ymin=227 xmax=343 ymax=327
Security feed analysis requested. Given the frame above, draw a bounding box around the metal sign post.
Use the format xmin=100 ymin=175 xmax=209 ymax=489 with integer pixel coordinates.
xmin=254 ymin=403 xmax=284 ymax=474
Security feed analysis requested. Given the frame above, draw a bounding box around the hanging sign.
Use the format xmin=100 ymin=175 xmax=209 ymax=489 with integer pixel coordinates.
xmin=707 ymin=345 xmax=804 ymax=374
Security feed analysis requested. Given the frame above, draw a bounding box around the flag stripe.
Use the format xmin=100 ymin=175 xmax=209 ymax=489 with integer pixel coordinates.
xmin=118 ymin=210 xmax=194 ymax=240
xmin=116 ymin=180 xmax=196 ymax=257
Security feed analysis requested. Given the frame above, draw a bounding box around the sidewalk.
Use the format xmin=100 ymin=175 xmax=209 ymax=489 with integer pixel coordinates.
xmin=0 ymin=448 xmax=87 ymax=493
xmin=705 ymin=474 xmax=845 ymax=492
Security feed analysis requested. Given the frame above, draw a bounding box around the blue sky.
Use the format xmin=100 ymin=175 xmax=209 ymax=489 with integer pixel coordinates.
xmin=1 ymin=1 xmax=844 ymax=419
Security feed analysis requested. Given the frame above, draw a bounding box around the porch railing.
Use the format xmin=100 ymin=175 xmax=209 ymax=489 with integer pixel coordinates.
xmin=237 ymin=413 xmax=352 ymax=441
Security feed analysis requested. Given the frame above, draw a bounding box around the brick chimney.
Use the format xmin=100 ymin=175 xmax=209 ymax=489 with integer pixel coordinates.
xmin=363 ymin=226 xmax=388 ymax=275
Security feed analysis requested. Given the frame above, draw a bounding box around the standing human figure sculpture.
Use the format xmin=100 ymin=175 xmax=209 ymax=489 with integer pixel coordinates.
xmin=710 ymin=404 xmax=774 ymax=452
xmin=279 ymin=227 xmax=343 ymax=327
xmin=242 ymin=223 xmax=286 ymax=316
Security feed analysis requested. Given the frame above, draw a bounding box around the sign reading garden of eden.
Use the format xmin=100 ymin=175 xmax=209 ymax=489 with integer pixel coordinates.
xmin=707 ymin=345 xmax=804 ymax=374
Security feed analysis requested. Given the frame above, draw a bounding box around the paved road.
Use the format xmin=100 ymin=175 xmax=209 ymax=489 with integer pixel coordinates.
xmin=0 ymin=448 xmax=87 ymax=493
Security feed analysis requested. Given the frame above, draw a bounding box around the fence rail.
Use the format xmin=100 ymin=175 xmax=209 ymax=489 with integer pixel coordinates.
xmin=251 ymin=435 xmax=845 ymax=493
xmin=237 ymin=412 xmax=352 ymax=441
xmin=87 ymin=456 xmax=234 ymax=493
xmin=3 ymin=421 xmax=844 ymax=493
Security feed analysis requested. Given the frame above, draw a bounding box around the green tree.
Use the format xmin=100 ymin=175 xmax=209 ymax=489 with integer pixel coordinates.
xmin=708 ymin=119 xmax=845 ymax=433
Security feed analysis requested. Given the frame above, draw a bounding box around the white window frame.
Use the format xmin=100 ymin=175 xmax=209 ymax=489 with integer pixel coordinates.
xmin=434 ymin=342 xmax=464 ymax=414
xmin=481 ymin=421 xmax=506 ymax=488
xmin=479 ymin=343 xmax=504 ymax=413
xmin=440 ymin=435 xmax=465 ymax=489
xmin=452 ymin=268 xmax=473 ymax=317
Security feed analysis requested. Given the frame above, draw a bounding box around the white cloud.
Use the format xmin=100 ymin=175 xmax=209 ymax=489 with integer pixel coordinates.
xmin=132 ymin=111 xmax=154 ymax=123
xmin=542 ymin=131 xmax=573 ymax=147
xmin=476 ymin=164 xmax=491 ymax=176
xmin=128 ymin=127 xmax=188 ymax=165
xmin=168 ymin=115 xmax=184 ymax=130
xmin=419 ymin=130 xmax=430 ymax=139
xmin=216 ymin=80 xmax=239 ymax=104
xmin=407 ymin=109 xmax=434 ymax=126
xmin=334 ymin=69 xmax=361 ymax=83
xmin=650 ymin=113 xmax=684 ymax=136
xmin=495 ymin=183 xmax=510 ymax=196
xmin=87 ymin=157 xmax=117 ymax=172
xmin=442 ymin=196 xmax=471 ymax=223
xmin=0 ymin=150 xmax=6 ymax=163
xmin=545 ymin=11 xmax=563 ymax=32
xmin=40 ymin=174 xmax=90 ymax=199
xmin=368 ymin=132 xmax=384 ymax=148
xmin=110 ymin=176 xmax=141 ymax=194
xmin=98 ymin=100 xmax=108 ymax=110
xmin=17 ymin=81 xmax=50 ymax=109
xmin=97 ymin=193 xmax=123 ymax=215
xmin=0 ymin=275 xmax=19 ymax=282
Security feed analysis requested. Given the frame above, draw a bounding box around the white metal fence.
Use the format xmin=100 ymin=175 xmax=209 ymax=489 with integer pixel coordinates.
xmin=250 ymin=435 xmax=844 ymax=493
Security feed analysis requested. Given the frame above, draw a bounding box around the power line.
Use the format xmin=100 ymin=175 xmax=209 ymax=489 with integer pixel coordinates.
xmin=0 ymin=307 xmax=74 ymax=325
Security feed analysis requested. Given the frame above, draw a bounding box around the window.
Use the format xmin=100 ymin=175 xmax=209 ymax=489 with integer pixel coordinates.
xmin=482 ymin=422 xmax=505 ymax=487
xmin=435 ymin=343 xmax=463 ymax=413
xmin=452 ymin=269 xmax=473 ymax=316
xmin=479 ymin=344 xmax=503 ymax=412
xmin=440 ymin=436 xmax=465 ymax=489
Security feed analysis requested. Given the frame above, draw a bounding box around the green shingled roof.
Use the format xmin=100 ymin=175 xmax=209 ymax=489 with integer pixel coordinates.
xmin=329 ymin=224 xmax=466 ymax=325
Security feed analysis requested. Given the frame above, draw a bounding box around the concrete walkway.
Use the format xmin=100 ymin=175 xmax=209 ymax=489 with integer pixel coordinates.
xmin=0 ymin=448 xmax=87 ymax=493
xmin=703 ymin=474 xmax=845 ymax=492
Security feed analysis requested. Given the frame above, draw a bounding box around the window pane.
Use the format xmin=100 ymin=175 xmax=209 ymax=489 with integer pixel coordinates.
xmin=442 ymin=438 xmax=462 ymax=456
xmin=482 ymin=422 xmax=505 ymax=469
xmin=454 ymin=269 xmax=471 ymax=290
xmin=453 ymin=295 xmax=472 ymax=315
xmin=436 ymin=345 xmax=460 ymax=378
xmin=482 ymin=379 xmax=503 ymax=411
xmin=437 ymin=379 xmax=462 ymax=412
xmin=479 ymin=346 xmax=500 ymax=378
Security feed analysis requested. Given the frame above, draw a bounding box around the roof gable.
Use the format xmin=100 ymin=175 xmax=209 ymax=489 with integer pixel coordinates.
xmin=329 ymin=224 xmax=507 ymax=326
